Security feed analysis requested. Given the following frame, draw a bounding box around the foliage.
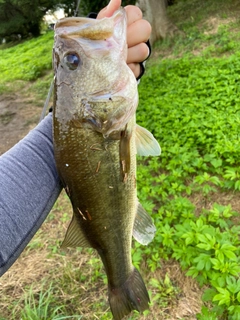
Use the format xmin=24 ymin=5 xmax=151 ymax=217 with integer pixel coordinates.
xmin=0 ymin=31 xmax=53 ymax=83
xmin=78 ymin=0 xmax=136 ymax=16
xmin=0 ymin=0 xmax=58 ymax=39
xmin=57 ymin=0 xmax=136 ymax=17
xmin=135 ymin=45 xmax=240 ymax=319
xmin=0 ymin=0 xmax=136 ymax=39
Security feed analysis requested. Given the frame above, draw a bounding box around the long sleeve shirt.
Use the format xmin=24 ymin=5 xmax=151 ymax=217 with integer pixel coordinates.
xmin=0 ymin=113 xmax=62 ymax=276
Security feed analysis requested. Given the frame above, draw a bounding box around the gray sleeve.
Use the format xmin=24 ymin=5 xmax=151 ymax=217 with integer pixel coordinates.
xmin=0 ymin=113 xmax=62 ymax=276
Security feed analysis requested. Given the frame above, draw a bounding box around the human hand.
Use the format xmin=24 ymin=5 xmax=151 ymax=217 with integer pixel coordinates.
xmin=97 ymin=0 xmax=151 ymax=79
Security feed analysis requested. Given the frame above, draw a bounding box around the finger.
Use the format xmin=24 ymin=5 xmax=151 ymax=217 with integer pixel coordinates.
xmin=128 ymin=63 xmax=141 ymax=78
xmin=127 ymin=19 xmax=151 ymax=48
xmin=124 ymin=5 xmax=142 ymax=25
xmin=97 ymin=0 xmax=121 ymax=19
xmin=127 ymin=43 xmax=150 ymax=65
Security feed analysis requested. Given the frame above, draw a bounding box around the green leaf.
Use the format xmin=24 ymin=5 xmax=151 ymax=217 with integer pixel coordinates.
xmin=237 ymin=291 xmax=240 ymax=303
xmin=211 ymin=159 xmax=222 ymax=168
xmin=197 ymin=243 xmax=212 ymax=251
xmin=202 ymin=288 xmax=217 ymax=302
xmin=186 ymin=267 xmax=199 ymax=278
xmin=234 ymin=180 xmax=240 ymax=190
xmin=213 ymin=288 xmax=231 ymax=306
xmin=224 ymin=250 xmax=237 ymax=260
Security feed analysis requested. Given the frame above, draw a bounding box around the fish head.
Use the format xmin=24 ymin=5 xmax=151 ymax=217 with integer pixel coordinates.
xmin=53 ymin=8 xmax=132 ymax=119
xmin=53 ymin=7 xmax=139 ymax=137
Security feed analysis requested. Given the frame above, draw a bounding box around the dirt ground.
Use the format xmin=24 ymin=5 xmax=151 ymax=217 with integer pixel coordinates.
xmin=0 ymin=92 xmax=41 ymax=155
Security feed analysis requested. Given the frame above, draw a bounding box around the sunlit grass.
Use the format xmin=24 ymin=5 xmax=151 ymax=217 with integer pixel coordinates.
xmin=0 ymin=32 xmax=53 ymax=83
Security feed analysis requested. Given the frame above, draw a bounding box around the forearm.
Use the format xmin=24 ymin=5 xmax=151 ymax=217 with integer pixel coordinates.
xmin=0 ymin=113 xmax=62 ymax=276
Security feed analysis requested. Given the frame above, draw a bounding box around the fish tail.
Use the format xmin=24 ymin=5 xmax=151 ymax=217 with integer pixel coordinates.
xmin=108 ymin=268 xmax=150 ymax=320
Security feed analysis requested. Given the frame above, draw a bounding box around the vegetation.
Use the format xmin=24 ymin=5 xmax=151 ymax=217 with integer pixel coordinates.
xmin=78 ymin=0 xmax=135 ymax=16
xmin=0 ymin=0 xmax=136 ymax=39
xmin=0 ymin=31 xmax=53 ymax=83
xmin=0 ymin=0 xmax=240 ymax=319
xmin=0 ymin=0 xmax=59 ymax=39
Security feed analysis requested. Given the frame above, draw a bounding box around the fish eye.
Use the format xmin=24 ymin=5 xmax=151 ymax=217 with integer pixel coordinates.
xmin=63 ymin=53 xmax=81 ymax=70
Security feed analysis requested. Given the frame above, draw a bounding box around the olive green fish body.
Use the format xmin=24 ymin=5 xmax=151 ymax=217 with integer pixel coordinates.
xmin=53 ymin=8 xmax=160 ymax=320
xmin=53 ymin=116 xmax=136 ymax=288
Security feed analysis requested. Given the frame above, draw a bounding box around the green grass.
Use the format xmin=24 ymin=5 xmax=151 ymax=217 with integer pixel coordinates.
xmin=0 ymin=31 xmax=53 ymax=82
xmin=0 ymin=31 xmax=54 ymax=99
xmin=14 ymin=283 xmax=82 ymax=320
xmin=157 ymin=0 xmax=240 ymax=59
xmin=1 ymin=0 xmax=240 ymax=319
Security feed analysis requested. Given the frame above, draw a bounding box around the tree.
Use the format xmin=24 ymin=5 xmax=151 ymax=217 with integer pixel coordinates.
xmin=136 ymin=0 xmax=182 ymax=44
xmin=74 ymin=0 xmax=181 ymax=43
xmin=0 ymin=0 xmax=58 ymax=39
xmin=78 ymin=0 xmax=135 ymax=16
xmin=0 ymin=0 xmax=180 ymax=42
xmin=57 ymin=0 xmax=136 ymax=17
xmin=56 ymin=0 xmax=77 ymax=17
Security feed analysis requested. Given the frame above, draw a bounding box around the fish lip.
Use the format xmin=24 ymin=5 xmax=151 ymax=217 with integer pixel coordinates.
xmin=55 ymin=7 xmax=125 ymax=27
xmin=55 ymin=7 xmax=126 ymax=40
xmin=55 ymin=17 xmax=92 ymax=32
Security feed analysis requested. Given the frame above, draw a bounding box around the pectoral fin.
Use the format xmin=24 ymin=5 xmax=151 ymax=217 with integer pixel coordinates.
xmin=120 ymin=124 xmax=132 ymax=182
xmin=61 ymin=214 xmax=91 ymax=248
xmin=135 ymin=124 xmax=161 ymax=156
xmin=133 ymin=202 xmax=156 ymax=245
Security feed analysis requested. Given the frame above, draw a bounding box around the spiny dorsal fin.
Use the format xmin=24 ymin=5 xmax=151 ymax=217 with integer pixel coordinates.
xmin=133 ymin=202 xmax=156 ymax=245
xmin=61 ymin=215 xmax=91 ymax=248
xmin=135 ymin=124 xmax=161 ymax=156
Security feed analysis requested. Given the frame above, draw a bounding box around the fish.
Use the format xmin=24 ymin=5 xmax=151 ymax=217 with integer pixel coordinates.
xmin=52 ymin=7 xmax=161 ymax=320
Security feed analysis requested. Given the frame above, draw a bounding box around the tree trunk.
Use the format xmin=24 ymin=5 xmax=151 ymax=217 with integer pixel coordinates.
xmin=136 ymin=0 xmax=181 ymax=44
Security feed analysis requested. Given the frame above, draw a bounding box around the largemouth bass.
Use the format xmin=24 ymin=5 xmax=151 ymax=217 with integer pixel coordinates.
xmin=53 ymin=8 xmax=160 ymax=320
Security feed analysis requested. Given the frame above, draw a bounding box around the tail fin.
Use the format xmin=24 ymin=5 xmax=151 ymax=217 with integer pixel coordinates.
xmin=108 ymin=268 xmax=150 ymax=320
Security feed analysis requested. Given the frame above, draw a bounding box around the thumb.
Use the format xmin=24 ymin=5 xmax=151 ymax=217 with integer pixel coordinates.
xmin=97 ymin=0 xmax=121 ymax=19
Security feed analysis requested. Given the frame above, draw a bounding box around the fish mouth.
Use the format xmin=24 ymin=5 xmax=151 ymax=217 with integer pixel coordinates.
xmin=55 ymin=8 xmax=125 ymax=40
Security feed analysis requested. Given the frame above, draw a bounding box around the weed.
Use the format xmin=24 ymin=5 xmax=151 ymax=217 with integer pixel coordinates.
xmin=12 ymin=283 xmax=82 ymax=320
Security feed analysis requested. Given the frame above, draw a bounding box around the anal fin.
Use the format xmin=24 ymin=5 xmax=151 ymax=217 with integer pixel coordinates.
xmin=133 ymin=202 xmax=156 ymax=245
xmin=61 ymin=214 xmax=91 ymax=248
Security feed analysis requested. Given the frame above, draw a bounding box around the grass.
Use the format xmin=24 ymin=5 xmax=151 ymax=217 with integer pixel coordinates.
xmin=156 ymin=0 xmax=240 ymax=59
xmin=1 ymin=0 xmax=240 ymax=319
xmin=0 ymin=31 xmax=53 ymax=82
xmin=0 ymin=31 xmax=53 ymax=106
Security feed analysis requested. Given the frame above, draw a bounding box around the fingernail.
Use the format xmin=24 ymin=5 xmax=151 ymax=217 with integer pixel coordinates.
xmin=107 ymin=0 xmax=113 ymax=9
